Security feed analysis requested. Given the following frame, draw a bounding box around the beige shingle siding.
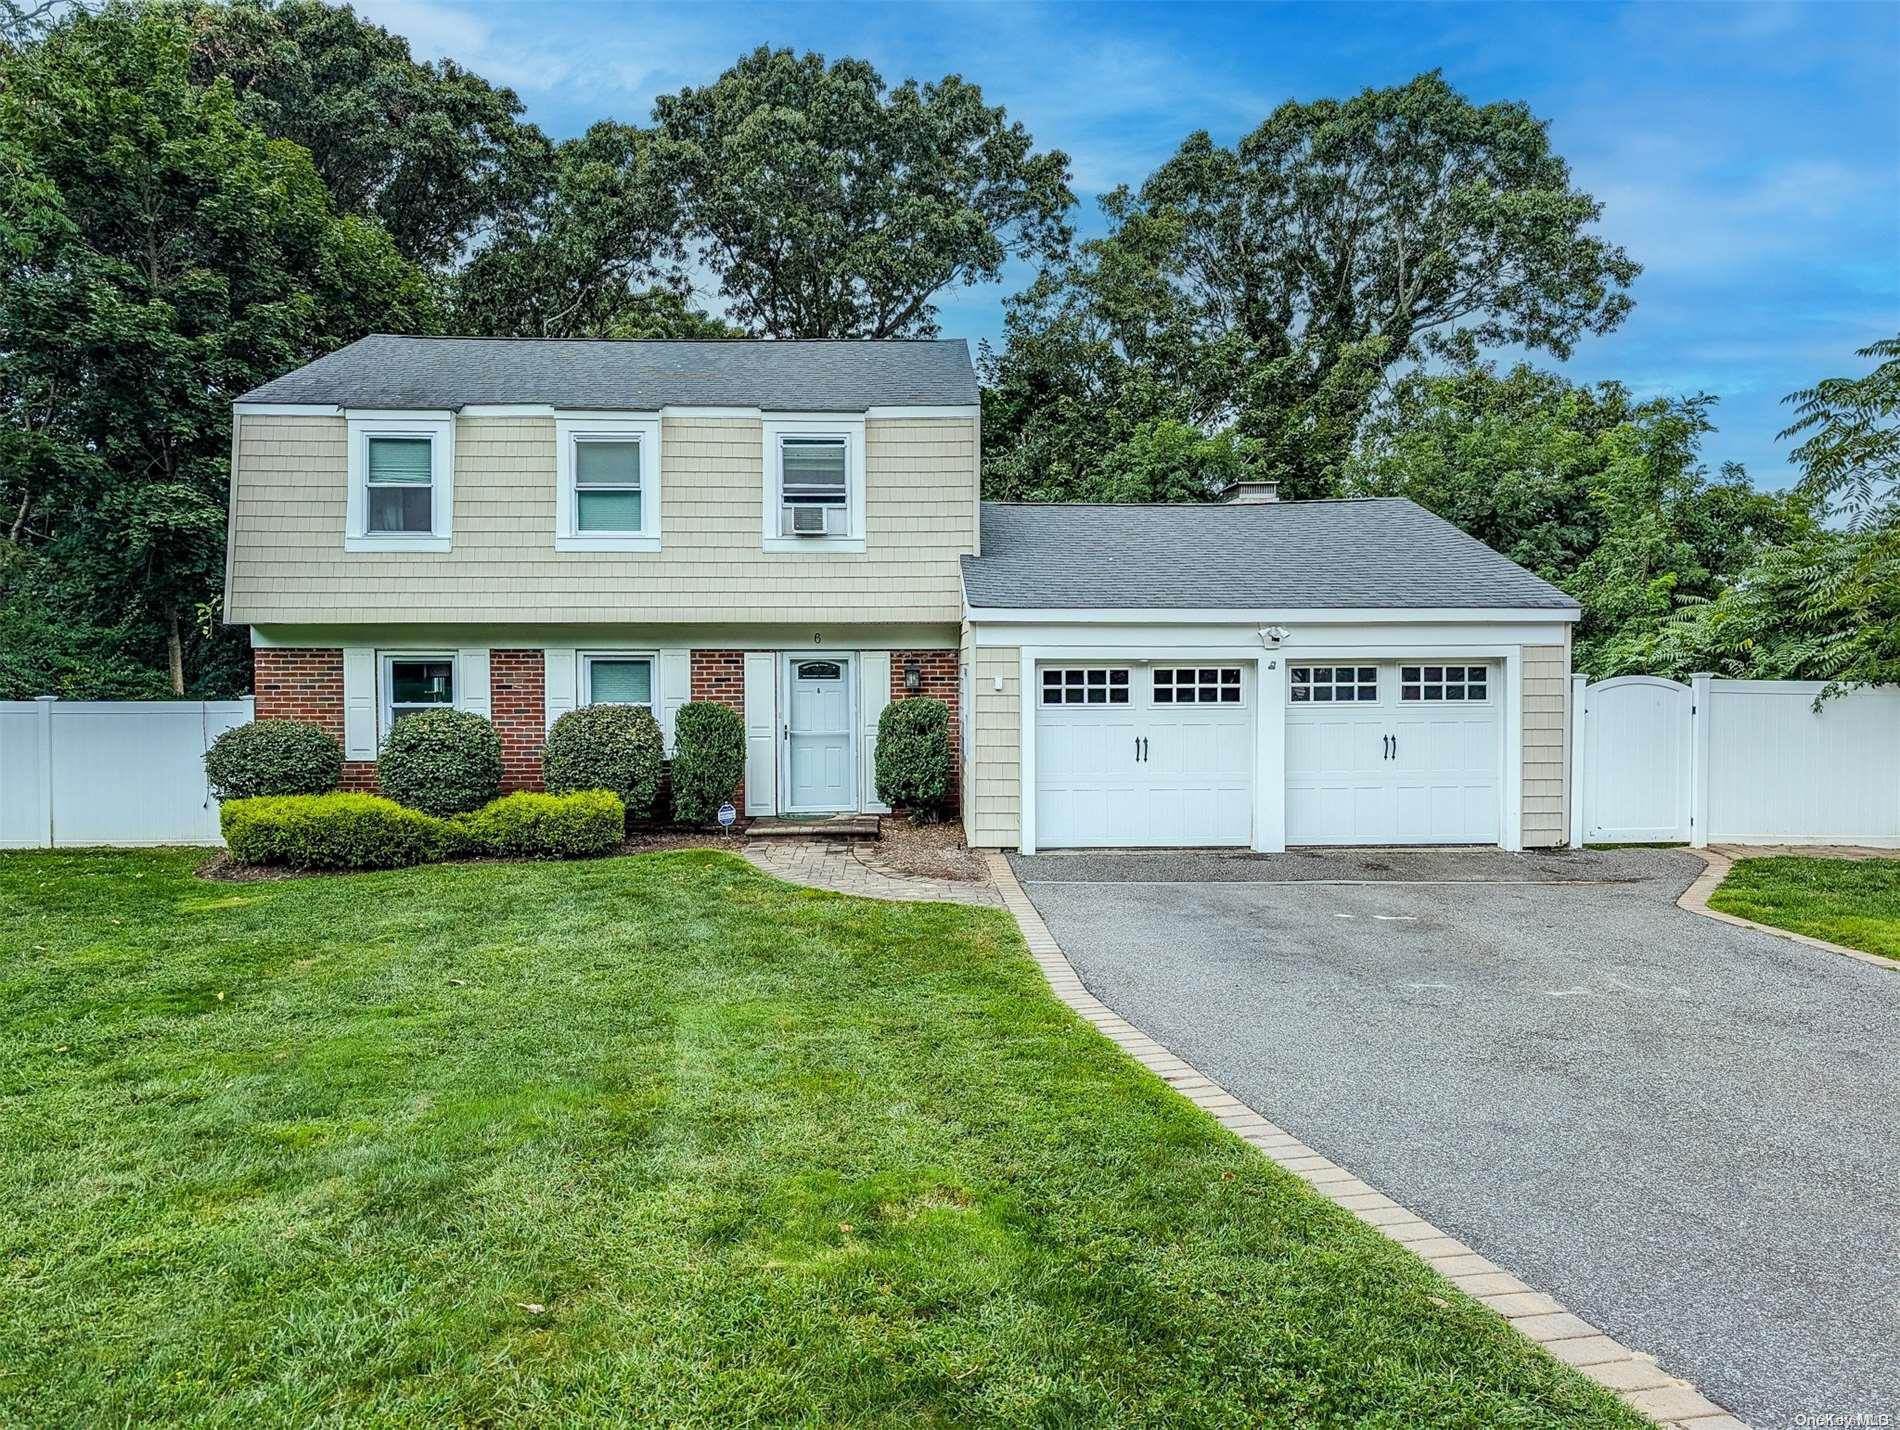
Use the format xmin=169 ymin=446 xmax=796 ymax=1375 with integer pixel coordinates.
xmin=967 ymin=645 xmax=1020 ymax=848
xmin=1521 ymin=642 xmax=1570 ymax=847
xmin=227 ymin=413 xmax=976 ymax=624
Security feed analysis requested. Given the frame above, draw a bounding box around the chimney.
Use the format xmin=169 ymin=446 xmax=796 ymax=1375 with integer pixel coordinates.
xmin=1220 ymin=479 xmax=1280 ymax=504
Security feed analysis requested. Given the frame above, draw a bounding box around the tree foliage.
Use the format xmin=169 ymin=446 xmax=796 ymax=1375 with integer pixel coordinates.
xmin=984 ymin=72 xmax=1638 ymax=499
xmin=653 ymin=46 xmax=1073 ymax=338
xmin=181 ymin=0 xmax=551 ymax=271
xmin=1780 ymin=333 xmax=1900 ymax=528
xmin=0 ymin=2 xmax=431 ymax=695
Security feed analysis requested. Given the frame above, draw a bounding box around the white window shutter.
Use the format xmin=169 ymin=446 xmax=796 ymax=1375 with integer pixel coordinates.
xmin=342 ymin=647 xmax=377 ymax=759
xmin=658 ymin=650 xmax=690 ymax=753
xmin=742 ymin=652 xmax=777 ymax=816
xmin=457 ymin=649 xmax=491 ymax=718
xmin=860 ymin=650 xmax=891 ymax=813
xmin=543 ymin=648 xmax=577 ymax=733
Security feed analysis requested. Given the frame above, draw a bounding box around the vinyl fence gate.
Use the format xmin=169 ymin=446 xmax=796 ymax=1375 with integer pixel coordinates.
xmin=1572 ymin=676 xmax=1900 ymax=848
xmin=1 ymin=697 xmax=254 ymax=848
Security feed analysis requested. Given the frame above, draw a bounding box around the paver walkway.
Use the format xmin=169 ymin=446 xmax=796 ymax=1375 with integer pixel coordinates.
xmin=742 ymin=838 xmax=1003 ymax=907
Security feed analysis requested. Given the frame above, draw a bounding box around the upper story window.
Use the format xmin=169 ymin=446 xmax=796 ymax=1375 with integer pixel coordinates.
xmin=762 ymin=415 xmax=865 ymax=554
xmin=556 ymin=414 xmax=661 ymax=552
xmin=346 ymin=412 xmax=453 ymax=553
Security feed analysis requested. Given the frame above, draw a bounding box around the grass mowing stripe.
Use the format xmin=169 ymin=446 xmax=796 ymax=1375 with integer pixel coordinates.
xmin=0 ymin=848 xmax=1645 ymax=1425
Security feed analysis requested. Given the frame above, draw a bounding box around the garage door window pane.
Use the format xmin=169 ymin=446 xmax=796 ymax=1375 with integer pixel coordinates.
xmin=1402 ymin=663 xmax=1488 ymax=702
xmin=1044 ymin=668 xmax=1129 ymax=705
xmin=1290 ymin=665 xmax=1371 ymax=703
xmin=1155 ymin=667 xmax=1243 ymax=705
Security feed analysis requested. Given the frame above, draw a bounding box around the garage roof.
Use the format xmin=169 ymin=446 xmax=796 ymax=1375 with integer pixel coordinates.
xmin=238 ymin=335 xmax=979 ymax=411
xmin=961 ymin=499 xmax=1580 ymax=611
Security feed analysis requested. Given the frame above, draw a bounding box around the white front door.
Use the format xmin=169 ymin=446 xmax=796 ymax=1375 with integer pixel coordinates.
xmin=785 ymin=656 xmax=854 ymax=813
xmin=1034 ymin=663 xmax=1254 ymax=848
xmin=1285 ymin=660 xmax=1501 ymax=845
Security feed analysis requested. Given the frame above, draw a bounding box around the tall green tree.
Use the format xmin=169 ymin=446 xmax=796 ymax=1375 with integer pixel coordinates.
xmin=182 ymin=0 xmax=552 ymax=271
xmin=1344 ymin=364 xmax=1805 ymax=674
xmin=0 ymin=2 xmax=431 ymax=696
xmin=985 ymin=72 xmax=1639 ymax=498
xmin=450 ymin=121 xmax=731 ymax=338
xmin=652 ymin=46 xmax=1073 ymax=338
xmin=1779 ymin=333 xmax=1900 ymax=527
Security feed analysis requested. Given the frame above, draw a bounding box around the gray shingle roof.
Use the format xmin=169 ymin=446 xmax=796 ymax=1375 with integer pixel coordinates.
xmin=240 ymin=334 xmax=979 ymax=410
xmin=962 ymin=500 xmax=1580 ymax=611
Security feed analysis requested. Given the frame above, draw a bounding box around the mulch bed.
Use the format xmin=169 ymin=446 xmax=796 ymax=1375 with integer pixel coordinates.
xmin=872 ymin=817 xmax=991 ymax=883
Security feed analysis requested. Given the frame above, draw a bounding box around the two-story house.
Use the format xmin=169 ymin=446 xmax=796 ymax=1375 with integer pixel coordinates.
xmin=228 ymin=335 xmax=1582 ymax=853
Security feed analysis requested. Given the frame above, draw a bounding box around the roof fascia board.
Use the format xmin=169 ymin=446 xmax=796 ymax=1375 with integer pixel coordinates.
xmin=234 ymin=402 xmax=342 ymax=416
xmin=963 ymin=605 xmax=1583 ymax=624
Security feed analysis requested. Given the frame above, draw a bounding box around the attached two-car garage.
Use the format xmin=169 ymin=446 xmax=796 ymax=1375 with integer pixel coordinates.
xmin=959 ymin=497 xmax=1583 ymax=854
xmin=1028 ymin=656 xmax=1502 ymax=849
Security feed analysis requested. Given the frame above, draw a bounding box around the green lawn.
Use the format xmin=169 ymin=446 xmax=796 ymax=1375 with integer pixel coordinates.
xmin=1709 ymin=855 xmax=1900 ymax=961
xmin=0 ymin=849 xmax=1642 ymax=1426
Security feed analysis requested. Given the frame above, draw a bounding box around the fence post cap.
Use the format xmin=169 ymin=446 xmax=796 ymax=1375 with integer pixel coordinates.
xmin=32 ymin=694 xmax=57 ymax=703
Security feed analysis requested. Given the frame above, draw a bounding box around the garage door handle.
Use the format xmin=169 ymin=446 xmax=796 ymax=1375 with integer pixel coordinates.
xmin=1391 ymin=734 xmax=1398 ymax=759
xmin=1142 ymin=736 xmax=1149 ymax=762
xmin=1382 ymin=734 xmax=1391 ymax=760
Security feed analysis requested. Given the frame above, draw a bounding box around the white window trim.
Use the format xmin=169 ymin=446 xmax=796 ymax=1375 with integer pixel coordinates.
xmin=761 ymin=414 xmax=866 ymax=554
xmin=379 ymin=651 xmax=458 ymax=741
xmin=578 ymin=650 xmax=658 ymax=708
xmin=555 ymin=413 xmax=662 ymax=553
xmin=345 ymin=411 xmax=454 ymax=553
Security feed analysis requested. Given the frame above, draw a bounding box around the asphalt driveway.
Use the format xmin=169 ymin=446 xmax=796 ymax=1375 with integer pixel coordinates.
xmin=1009 ymin=846 xmax=1899 ymax=1430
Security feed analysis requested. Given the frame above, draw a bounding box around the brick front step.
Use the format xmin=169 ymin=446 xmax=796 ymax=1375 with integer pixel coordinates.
xmin=744 ymin=815 xmax=881 ymax=840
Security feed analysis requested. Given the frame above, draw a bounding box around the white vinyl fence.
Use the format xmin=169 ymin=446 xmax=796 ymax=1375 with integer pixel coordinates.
xmin=1572 ymin=676 xmax=1900 ymax=848
xmin=1 ymin=697 xmax=253 ymax=848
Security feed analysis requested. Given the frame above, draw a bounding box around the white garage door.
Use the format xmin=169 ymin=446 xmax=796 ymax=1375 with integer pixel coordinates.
xmin=1035 ymin=663 xmax=1254 ymax=848
xmin=1285 ymin=660 xmax=1501 ymax=845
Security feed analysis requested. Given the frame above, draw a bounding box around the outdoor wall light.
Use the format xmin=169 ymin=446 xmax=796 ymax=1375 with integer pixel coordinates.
xmin=903 ymin=661 xmax=922 ymax=692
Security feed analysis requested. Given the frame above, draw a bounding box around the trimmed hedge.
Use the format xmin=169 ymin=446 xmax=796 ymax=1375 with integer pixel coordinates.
xmin=222 ymin=790 xmax=627 ymax=870
xmin=204 ymin=720 xmax=342 ymax=800
xmin=542 ymin=704 xmax=664 ymax=819
xmin=670 ymin=700 xmax=745 ymax=825
xmin=874 ymin=697 xmax=951 ymax=820
xmin=452 ymin=790 xmax=625 ymax=859
xmin=378 ymin=709 xmax=503 ymax=817
xmin=222 ymin=794 xmax=447 ymax=870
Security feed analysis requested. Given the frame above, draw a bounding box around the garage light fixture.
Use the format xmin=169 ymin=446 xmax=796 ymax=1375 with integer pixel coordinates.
xmin=903 ymin=661 xmax=921 ymax=692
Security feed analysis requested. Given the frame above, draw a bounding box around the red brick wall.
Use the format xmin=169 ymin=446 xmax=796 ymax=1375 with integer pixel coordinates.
xmin=888 ymin=649 xmax=962 ymax=811
xmin=491 ymin=649 xmax=545 ymax=793
xmin=253 ymin=647 xmax=377 ymax=791
xmin=690 ymin=650 xmax=749 ymax=809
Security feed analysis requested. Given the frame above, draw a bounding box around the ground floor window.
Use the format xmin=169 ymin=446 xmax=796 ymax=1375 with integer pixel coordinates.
xmin=383 ymin=655 xmax=455 ymax=733
xmin=583 ymin=654 xmax=653 ymax=707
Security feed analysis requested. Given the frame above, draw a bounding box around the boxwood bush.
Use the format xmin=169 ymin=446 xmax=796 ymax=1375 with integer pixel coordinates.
xmin=378 ymin=708 xmax=503 ymax=817
xmin=874 ymin=697 xmax=951 ymax=821
xmin=204 ymin=720 xmax=342 ymax=801
xmin=223 ymin=790 xmax=627 ymax=870
xmin=670 ymin=700 xmax=745 ymax=825
xmin=222 ymin=794 xmax=448 ymax=870
xmin=452 ymin=790 xmax=625 ymax=859
xmin=541 ymin=704 xmax=663 ymax=819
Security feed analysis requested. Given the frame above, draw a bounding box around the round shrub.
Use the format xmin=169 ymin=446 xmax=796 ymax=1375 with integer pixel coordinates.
xmin=670 ymin=700 xmax=745 ymax=825
xmin=452 ymin=790 xmax=626 ymax=859
xmin=221 ymin=793 xmax=448 ymax=870
xmin=542 ymin=704 xmax=663 ymax=818
xmin=204 ymin=719 xmax=342 ymax=800
xmin=874 ymin=697 xmax=951 ymax=820
xmin=377 ymin=708 xmax=502 ymax=817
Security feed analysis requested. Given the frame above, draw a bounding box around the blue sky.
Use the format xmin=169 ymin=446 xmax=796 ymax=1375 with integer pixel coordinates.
xmin=359 ymin=0 xmax=1899 ymax=489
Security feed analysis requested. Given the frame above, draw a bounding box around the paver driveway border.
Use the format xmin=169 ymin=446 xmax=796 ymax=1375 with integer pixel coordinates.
xmin=1680 ymin=846 xmax=1896 ymax=973
xmin=983 ymin=852 xmax=1746 ymax=1430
